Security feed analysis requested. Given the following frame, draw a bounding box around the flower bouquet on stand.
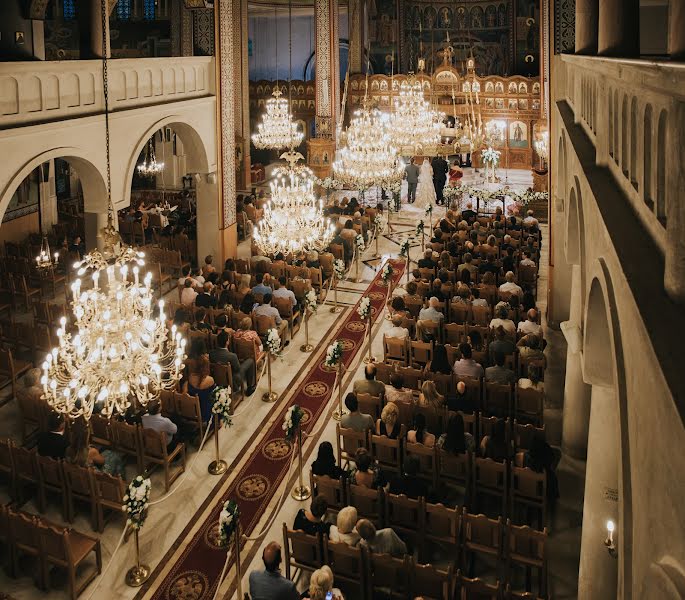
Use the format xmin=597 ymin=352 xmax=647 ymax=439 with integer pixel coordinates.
xmin=482 ymin=147 xmax=501 ymax=183
xmin=263 ymin=328 xmax=281 ymax=403
xmin=416 ymin=220 xmax=425 ymax=252
xmin=283 ymin=405 xmax=310 ymax=500
xmin=354 ymin=234 xmax=365 ymax=282
xmin=400 ymin=239 xmax=411 ymax=283
xmin=123 ymin=476 xmax=152 ymax=586
xmin=208 ymin=386 xmax=232 ymax=475
xmin=358 ymin=296 xmax=375 ymax=364
xmin=301 ymin=289 xmax=317 ymax=352
xmin=425 ymin=203 xmax=433 ymax=232
xmin=216 ymin=500 xmax=243 ymax=598
xmin=325 ymin=341 xmax=347 ymax=421
xmin=330 ymin=259 xmax=346 ymax=313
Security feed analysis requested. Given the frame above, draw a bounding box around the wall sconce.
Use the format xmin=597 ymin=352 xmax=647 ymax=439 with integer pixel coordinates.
xmin=605 ymin=520 xmax=618 ymax=558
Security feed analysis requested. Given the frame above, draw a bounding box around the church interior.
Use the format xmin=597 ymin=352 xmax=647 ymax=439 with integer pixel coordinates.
xmin=0 ymin=0 xmax=683 ymax=599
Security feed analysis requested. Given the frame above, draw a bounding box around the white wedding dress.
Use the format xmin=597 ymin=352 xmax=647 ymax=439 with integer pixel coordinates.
xmin=414 ymin=159 xmax=437 ymax=209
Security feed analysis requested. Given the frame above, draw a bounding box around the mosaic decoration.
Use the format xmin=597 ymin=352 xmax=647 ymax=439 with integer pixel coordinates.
xmin=63 ymin=0 xmax=76 ymax=20
xmin=554 ymin=0 xmax=575 ymax=54
xmin=218 ymin=0 xmax=237 ymax=226
xmin=193 ymin=9 xmax=214 ymax=56
xmin=143 ymin=0 xmax=155 ymax=20
xmin=116 ymin=0 xmax=131 ymax=20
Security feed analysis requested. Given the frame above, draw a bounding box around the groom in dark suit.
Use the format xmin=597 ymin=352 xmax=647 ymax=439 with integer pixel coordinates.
xmin=431 ymin=155 xmax=449 ymax=205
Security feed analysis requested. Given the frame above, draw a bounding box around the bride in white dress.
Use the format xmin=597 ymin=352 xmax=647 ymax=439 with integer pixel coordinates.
xmin=414 ymin=158 xmax=437 ymax=209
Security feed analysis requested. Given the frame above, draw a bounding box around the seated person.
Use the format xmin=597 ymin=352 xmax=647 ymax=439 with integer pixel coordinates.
xmin=406 ymin=413 xmax=435 ymax=448
xmin=349 ymin=448 xmax=379 ymax=488
xmin=514 ymin=432 xmax=560 ymax=502
xmin=311 ymin=441 xmax=346 ymax=479
xmin=447 ymin=380 xmax=479 ymax=413
xmin=385 ymin=314 xmax=410 ymax=340
xmin=384 ymin=373 xmax=413 ymax=404
xmin=499 ymin=271 xmax=523 ymax=298
xmin=375 ymin=402 xmax=401 ymax=439
xmin=37 ymin=412 xmax=69 ymax=459
xmin=518 ymin=364 xmax=545 ymax=392
xmin=437 ymin=413 xmax=475 ymax=453
xmin=251 ymin=272 xmax=273 ymax=297
xmin=329 ymin=506 xmax=361 ymax=547
xmin=480 ymin=418 xmax=511 ymax=462
xmin=453 ymin=343 xmax=484 ymax=379
xmin=301 ymin=566 xmax=344 ymax=600
xmin=353 ymin=363 xmax=385 ymax=398
xmin=417 ymin=380 xmax=444 ymax=410
xmin=340 ymin=392 xmax=374 ymax=432
xmin=518 ymin=308 xmax=543 ymax=336
xmin=517 ymin=333 xmax=546 ymax=368
xmin=356 ymin=519 xmax=407 ymax=557
xmin=209 ymin=330 xmax=257 ymax=396
xmin=293 ymin=495 xmax=331 ymax=536
xmin=489 ymin=306 xmax=517 ymax=339
xmin=387 ymin=455 xmax=429 ymax=499
xmin=249 ymin=541 xmax=299 ymax=600
xmin=485 ymin=351 xmax=517 ymax=385
xmin=141 ymin=401 xmax=178 ymax=451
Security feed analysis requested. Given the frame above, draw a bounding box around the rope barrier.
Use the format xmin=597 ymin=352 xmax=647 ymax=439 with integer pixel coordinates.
xmin=211 ymin=547 xmax=234 ymax=600
xmin=85 ymin=526 xmax=126 ymax=600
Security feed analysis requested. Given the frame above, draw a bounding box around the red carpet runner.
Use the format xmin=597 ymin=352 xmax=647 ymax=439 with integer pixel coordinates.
xmin=137 ymin=259 xmax=405 ymax=600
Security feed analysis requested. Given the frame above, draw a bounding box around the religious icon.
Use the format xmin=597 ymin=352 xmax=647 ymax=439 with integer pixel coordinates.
xmin=509 ymin=120 xmax=528 ymax=147
xmin=424 ymin=6 xmax=436 ymax=29
xmin=508 ymin=82 xmax=518 ymax=94
xmin=495 ymin=82 xmax=504 ymax=94
xmin=439 ymin=7 xmax=451 ymax=28
xmin=508 ymin=99 xmax=518 ymax=109
xmin=486 ymin=5 xmax=497 ymax=28
xmin=457 ymin=7 xmax=466 ymax=30
xmin=485 ymin=98 xmax=494 ymax=108
xmin=495 ymin=98 xmax=504 ymax=109
xmin=485 ymin=82 xmax=494 ymax=93
xmin=470 ymin=6 xmax=484 ymax=29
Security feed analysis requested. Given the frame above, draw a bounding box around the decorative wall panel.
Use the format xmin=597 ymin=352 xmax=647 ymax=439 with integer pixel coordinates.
xmin=554 ymin=0 xmax=575 ymax=54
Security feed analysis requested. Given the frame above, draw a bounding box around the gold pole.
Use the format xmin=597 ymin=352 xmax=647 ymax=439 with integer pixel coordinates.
xmin=406 ymin=253 xmax=410 ymax=284
xmin=234 ymin=523 xmax=243 ymax=599
xmin=208 ymin=413 xmax=228 ymax=475
xmin=364 ymin=315 xmax=375 ymax=364
xmin=375 ymin=225 xmax=380 ymax=257
xmin=125 ymin=529 xmax=150 ymax=586
xmin=330 ymin=277 xmax=341 ymax=313
xmin=355 ymin=252 xmax=360 ymax=282
xmin=262 ymin=353 xmax=277 ymax=402
xmin=332 ymin=361 xmax=347 ymax=421
xmin=421 ymin=228 xmax=425 ymax=253
xmin=291 ymin=425 xmax=311 ymax=500
xmin=300 ymin=310 xmax=313 ymax=352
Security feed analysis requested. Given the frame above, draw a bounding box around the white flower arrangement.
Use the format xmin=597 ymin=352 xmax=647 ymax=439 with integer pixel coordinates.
xmin=304 ymin=289 xmax=317 ymax=313
xmin=425 ymin=204 xmax=433 ymax=217
xmin=381 ymin=261 xmax=394 ymax=283
xmin=373 ymin=214 xmax=383 ymax=230
xmin=324 ymin=340 xmax=344 ymax=368
xmin=333 ymin=258 xmax=346 ymax=281
xmin=355 ymin=234 xmax=365 ymax=252
xmin=481 ymin=146 xmax=501 ymax=166
xmin=357 ymin=296 xmax=372 ymax=320
xmin=122 ymin=476 xmax=151 ymax=530
xmin=415 ymin=220 xmax=425 ymax=237
xmin=282 ymin=404 xmax=305 ymax=443
xmin=317 ymin=177 xmax=342 ymax=190
xmin=399 ymin=239 xmax=410 ymax=258
xmin=218 ymin=499 xmax=240 ymax=546
xmin=265 ymin=328 xmax=281 ymax=355
xmin=211 ymin=386 xmax=233 ymax=427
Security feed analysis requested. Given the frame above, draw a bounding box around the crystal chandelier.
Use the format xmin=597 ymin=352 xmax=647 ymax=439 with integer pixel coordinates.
xmin=390 ymin=74 xmax=444 ymax=153
xmin=333 ymin=106 xmax=404 ymax=191
xmin=254 ymin=151 xmax=335 ymax=255
xmin=251 ymin=89 xmax=303 ymax=150
xmin=137 ymin=136 xmax=164 ymax=176
xmin=35 ymin=236 xmax=59 ymax=272
xmin=41 ymin=248 xmax=186 ymax=420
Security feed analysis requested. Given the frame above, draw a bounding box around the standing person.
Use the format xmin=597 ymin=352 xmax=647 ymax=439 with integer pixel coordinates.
xmin=431 ymin=154 xmax=449 ymax=205
xmin=415 ymin=158 xmax=437 ymax=209
xmin=405 ymin=157 xmax=420 ymax=203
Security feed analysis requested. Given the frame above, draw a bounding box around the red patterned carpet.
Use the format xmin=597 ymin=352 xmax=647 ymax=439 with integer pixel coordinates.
xmin=136 ymin=259 xmax=405 ymax=600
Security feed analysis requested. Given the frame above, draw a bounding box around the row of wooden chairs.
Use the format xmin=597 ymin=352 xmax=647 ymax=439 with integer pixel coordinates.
xmin=283 ymin=515 xmax=547 ymax=599
xmin=0 ymin=440 xmax=126 ymax=533
xmin=0 ymin=504 xmax=102 ymax=600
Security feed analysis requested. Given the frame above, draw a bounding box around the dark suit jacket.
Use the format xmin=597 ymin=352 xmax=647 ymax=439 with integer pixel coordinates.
xmin=37 ymin=432 xmax=69 ymax=459
xmin=195 ymin=293 xmax=217 ymax=308
xmin=431 ymin=157 xmax=449 ymax=183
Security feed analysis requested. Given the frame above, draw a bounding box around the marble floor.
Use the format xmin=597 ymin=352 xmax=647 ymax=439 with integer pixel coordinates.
xmin=0 ymin=189 xmax=582 ymax=600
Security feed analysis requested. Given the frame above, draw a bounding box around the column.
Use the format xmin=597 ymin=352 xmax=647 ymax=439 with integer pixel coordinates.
xmin=670 ymin=0 xmax=685 ymax=61
xmin=664 ymin=101 xmax=685 ymax=303
xmin=561 ymin=264 xmax=592 ymax=459
xmin=196 ymin=175 xmax=221 ymax=261
xmin=348 ymin=0 xmax=364 ymax=74
xmin=575 ymin=0 xmax=598 ymax=54
xmin=38 ymin=159 xmax=58 ymax=232
xmin=78 ymin=0 xmax=111 ymax=59
xmin=84 ymin=212 xmax=110 ymax=252
xmin=597 ymin=0 xmax=639 ymax=57
xmin=233 ymin=0 xmax=251 ymax=191
xmin=308 ymin=0 xmax=340 ymax=179
xmin=215 ymin=0 xmax=239 ymax=261
xmin=577 ymin=385 xmax=619 ymax=599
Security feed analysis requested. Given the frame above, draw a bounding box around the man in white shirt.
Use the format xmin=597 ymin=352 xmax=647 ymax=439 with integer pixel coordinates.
xmin=518 ymin=308 xmax=543 ymax=336
xmin=453 ymin=343 xmax=484 ymax=379
xmin=499 ymin=271 xmax=523 ymax=298
xmin=417 ymin=296 xmax=444 ymax=341
xmin=142 ymin=402 xmax=178 ymax=449
xmin=385 ymin=314 xmax=410 ymax=340
xmin=180 ymin=278 xmax=198 ymax=306
xmin=272 ymin=276 xmax=297 ymax=308
xmin=520 ymin=251 xmax=536 ymax=267
xmin=523 ymin=209 xmax=539 ymax=227
xmin=490 ymin=306 xmax=517 ymax=338
xmin=253 ymin=293 xmax=288 ymax=339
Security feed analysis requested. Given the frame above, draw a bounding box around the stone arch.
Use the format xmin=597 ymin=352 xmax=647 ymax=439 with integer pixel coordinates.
xmin=0 ymin=148 xmax=108 ymax=224
xmin=556 ymin=131 xmax=567 ymax=203
xmin=621 ymin=94 xmax=629 ymax=176
xmin=608 ymin=86 xmax=614 ymax=157
xmin=656 ymin=109 xmax=667 ymax=226
xmin=641 ymin=557 xmax=685 ymax=600
xmin=566 ymin=186 xmax=580 ymax=266
xmin=613 ymin=89 xmax=619 ymax=165
xmin=630 ymin=96 xmax=638 ymax=189
xmin=580 ymin=258 xmax=633 ymax=600
xmin=643 ymin=104 xmax=653 ymax=208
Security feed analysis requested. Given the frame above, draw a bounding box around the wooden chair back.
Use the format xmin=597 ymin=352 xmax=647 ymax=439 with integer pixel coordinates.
xmin=515 ymin=387 xmax=544 ymax=426
xmin=404 ymin=441 xmax=437 ymax=488
xmin=370 ymin=432 xmax=402 ymax=474
xmin=357 ymin=392 xmax=383 ymax=421
xmin=282 ymin=524 xmax=322 ymax=580
xmin=461 ymin=511 xmax=503 ymax=562
xmin=374 ymin=361 xmax=394 ymax=384
xmin=323 ymin=538 xmax=365 ymax=595
xmin=457 ymin=571 xmax=502 ymax=600
xmin=112 ymin=420 xmax=143 ymax=472
xmin=397 ymin=366 xmax=424 ymax=391
xmin=310 ymin=473 xmax=346 ymax=514
xmin=410 ymin=560 xmax=453 ymax=600
xmin=484 ymin=382 xmax=513 ymax=418
xmin=367 ymin=552 xmax=410 ymax=600
xmin=336 ymin=424 xmax=369 ymax=467
xmin=474 ymin=458 xmax=508 ymax=516
xmin=424 ymin=502 xmax=460 ymax=550
xmin=444 ymin=322 xmax=466 ymax=346
xmin=346 ymin=482 xmax=383 ymax=526
xmin=410 ymin=340 xmax=433 ymax=368
xmin=383 ymin=335 xmax=409 ymax=366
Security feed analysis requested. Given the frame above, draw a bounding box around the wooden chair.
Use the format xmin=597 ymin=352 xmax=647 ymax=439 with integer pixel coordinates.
xmin=366 ymin=552 xmax=410 ymax=600
xmin=322 ymin=537 xmax=365 ymax=597
xmin=397 ymin=366 xmax=425 ymax=391
xmin=420 ymin=319 xmax=442 ymax=343
xmin=111 ymin=420 xmax=144 ymax=473
xmin=234 ymin=336 xmax=266 ymax=381
xmin=505 ymin=521 xmax=548 ymax=598
xmin=444 ymin=322 xmax=466 ymax=346
xmin=456 ymin=571 xmax=502 ymax=600
xmin=410 ymin=340 xmax=433 ymax=369
xmin=472 ymin=305 xmax=492 ymax=326
xmin=16 ymin=390 xmax=46 ymax=445
xmin=384 ymin=492 xmax=424 ymax=549
xmin=173 ymin=391 xmax=208 ymax=445
xmin=450 ymin=302 xmax=471 ymax=325
xmin=141 ymin=428 xmax=186 ymax=492
xmin=89 ymin=414 xmax=113 ymax=449
xmin=93 ymin=470 xmax=127 ymax=532
xmin=37 ymin=520 xmax=102 ymax=600
xmin=36 ymin=454 xmax=68 ymax=519
xmin=370 ymin=432 xmax=402 ymax=474
xmin=346 ymin=482 xmax=384 ymax=526
xmin=414 ymin=404 xmax=446 ymax=437
xmin=404 ymin=441 xmax=438 ymax=489
xmin=375 ymin=361 xmax=395 ymax=384
xmin=357 ymin=392 xmax=383 ymax=421
xmin=510 ymin=467 xmax=546 ymax=529
xmin=409 ymin=560 xmax=453 ymax=600
xmin=282 ymin=524 xmax=322 ymax=581
xmin=484 ymin=382 xmax=513 ymax=419
xmin=11 ymin=445 xmax=41 ymax=507
xmin=274 ymin=296 xmax=301 ymax=341
xmin=7 ymin=509 xmax=44 ymax=588
xmin=515 ymin=387 xmax=544 ymax=426
xmin=432 ymin=371 xmax=455 ymax=397
xmin=383 ymin=335 xmax=409 ymax=366
xmin=473 ymin=458 xmax=508 ymax=518
xmin=0 ymin=348 xmax=33 ymax=402
xmin=424 ymin=502 xmax=460 ymax=559
xmin=461 ymin=511 xmax=504 ymax=579
xmin=438 ymin=449 xmax=472 ymax=507
xmin=336 ymin=424 xmax=369 ymax=467
xmin=513 ymin=422 xmax=545 ymax=453
xmin=460 ymin=376 xmax=483 ymax=410
xmin=62 ymin=463 xmax=98 ymax=530
xmin=0 ymin=437 xmax=16 ymax=498
xmin=310 ymin=473 xmax=346 ymax=515
xmin=444 ymin=344 xmax=460 ymax=366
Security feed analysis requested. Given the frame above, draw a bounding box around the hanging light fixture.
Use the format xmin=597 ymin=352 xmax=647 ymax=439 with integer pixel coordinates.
xmin=251 ymin=5 xmax=303 ymax=151
xmin=41 ymin=0 xmax=185 ymax=421
xmin=35 ymin=236 xmax=59 ymax=272
xmin=137 ymin=135 xmax=164 ymax=176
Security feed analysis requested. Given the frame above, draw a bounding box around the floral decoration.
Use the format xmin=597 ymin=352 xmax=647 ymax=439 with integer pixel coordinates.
xmin=399 ymin=239 xmax=410 ymax=258
xmin=282 ymin=404 xmax=305 ymax=443
xmin=333 ymin=258 xmax=346 ymax=281
xmin=211 ymin=386 xmax=232 ymax=427
xmin=482 ymin=146 xmax=501 ymax=166
xmin=218 ymin=499 xmax=240 ymax=545
xmin=357 ymin=296 xmax=372 ymax=320
xmin=381 ymin=261 xmax=394 ymax=283
xmin=122 ymin=476 xmax=151 ymax=530
xmin=324 ymin=340 xmax=344 ymax=368
xmin=265 ymin=328 xmax=281 ymax=355
xmin=415 ymin=220 xmax=424 ymax=237
xmin=304 ymin=289 xmax=317 ymax=313
xmin=424 ymin=204 xmax=433 ymax=217
xmin=355 ymin=234 xmax=365 ymax=252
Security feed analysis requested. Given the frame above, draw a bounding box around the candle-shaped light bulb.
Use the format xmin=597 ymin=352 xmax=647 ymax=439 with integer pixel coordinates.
xmin=606 ymin=520 xmax=615 ymax=544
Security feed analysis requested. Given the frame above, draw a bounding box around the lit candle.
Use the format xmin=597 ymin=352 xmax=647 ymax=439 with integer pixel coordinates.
xmin=606 ymin=519 xmax=615 ymax=544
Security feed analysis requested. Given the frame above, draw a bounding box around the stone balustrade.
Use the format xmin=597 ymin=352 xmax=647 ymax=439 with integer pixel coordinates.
xmin=0 ymin=56 xmax=215 ymax=128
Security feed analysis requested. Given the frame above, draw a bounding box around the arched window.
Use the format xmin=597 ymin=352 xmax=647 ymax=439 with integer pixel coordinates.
xmin=117 ymin=0 xmax=132 ymax=20
xmin=63 ymin=0 xmax=76 ymax=20
xmin=144 ymin=0 xmax=156 ymax=20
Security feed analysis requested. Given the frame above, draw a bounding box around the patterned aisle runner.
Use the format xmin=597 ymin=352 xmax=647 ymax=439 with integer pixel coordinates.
xmin=136 ymin=259 xmax=405 ymax=600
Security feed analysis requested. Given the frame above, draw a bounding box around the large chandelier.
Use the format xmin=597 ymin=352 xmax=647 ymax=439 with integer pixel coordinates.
xmin=390 ymin=74 xmax=444 ymax=154
xmin=254 ymin=151 xmax=335 ymax=255
xmin=251 ymin=88 xmax=303 ymax=150
xmin=41 ymin=248 xmax=186 ymax=420
xmin=137 ymin=136 xmax=164 ymax=176
xmin=333 ymin=106 xmax=404 ymax=191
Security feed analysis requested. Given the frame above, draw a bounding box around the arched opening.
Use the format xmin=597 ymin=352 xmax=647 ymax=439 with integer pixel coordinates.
xmin=566 ymin=187 xmax=580 ymax=266
xmin=621 ymin=95 xmax=628 ymax=176
xmin=656 ymin=109 xmax=667 ymax=226
xmin=608 ymin=87 xmax=614 ymax=157
xmin=643 ymin=104 xmax=653 ymax=209
xmin=630 ymin=96 xmax=638 ymax=189
xmin=613 ymin=90 xmax=619 ymax=165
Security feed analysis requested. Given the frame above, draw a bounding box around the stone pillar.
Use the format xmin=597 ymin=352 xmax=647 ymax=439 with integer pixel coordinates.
xmin=348 ymin=0 xmax=364 ymax=74
xmin=597 ymin=0 xmax=639 ymax=57
xmin=38 ymin=159 xmax=58 ymax=232
xmin=85 ymin=212 xmax=110 ymax=252
xmin=79 ymin=0 xmax=111 ymax=59
xmin=233 ymin=0 xmax=251 ymax=191
xmin=308 ymin=0 xmax=340 ymax=178
xmin=664 ymin=101 xmax=685 ymax=304
xmin=215 ymin=0 xmax=239 ymax=261
xmin=195 ymin=175 xmax=221 ymax=262
xmin=577 ymin=384 xmax=619 ymax=600
xmin=670 ymin=0 xmax=685 ymax=59
xmin=575 ymin=0 xmax=598 ymax=54
xmin=547 ymin=197 xmax=572 ymax=327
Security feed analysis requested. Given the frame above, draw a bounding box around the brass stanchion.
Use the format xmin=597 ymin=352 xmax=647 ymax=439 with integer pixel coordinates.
xmin=375 ymin=225 xmax=380 ymax=257
xmin=234 ymin=524 xmax=243 ymax=599
xmin=363 ymin=315 xmax=376 ymax=364
xmin=420 ymin=228 xmax=425 ymax=253
xmin=332 ymin=361 xmax=347 ymax=421
xmin=300 ymin=310 xmax=313 ymax=352
xmin=125 ymin=528 xmax=150 ymax=587
xmin=291 ymin=425 xmax=311 ymax=501
xmin=355 ymin=252 xmax=361 ymax=282
xmin=208 ymin=413 xmax=227 ymax=475
xmin=262 ymin=353 xmax=277 ymax=403
xmin=406 ymin=252 xmax=410 ymax=284
xmin=330 ymin=278 xmax=341 ymax=313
